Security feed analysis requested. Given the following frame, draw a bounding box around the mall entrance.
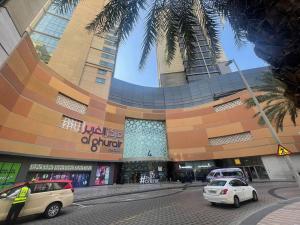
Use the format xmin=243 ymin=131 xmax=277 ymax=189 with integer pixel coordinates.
xmin=216 ymin=156 xmax=269 ymax=180
xmin=120 ymin=161 xmax=168 ymax=184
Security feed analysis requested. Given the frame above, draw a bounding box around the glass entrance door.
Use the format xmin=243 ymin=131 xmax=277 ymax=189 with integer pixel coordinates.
xmin=242 ymin=166 xmax=269 ymax=180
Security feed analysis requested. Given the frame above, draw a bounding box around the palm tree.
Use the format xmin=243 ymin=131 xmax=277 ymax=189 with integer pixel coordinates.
xmin=214 ymin=0 xmax=300 ymax=107
xmin=53 ymin=0 xmax=221 ymax=69
xmin=244 ymin=72 xmax=298 ymax=132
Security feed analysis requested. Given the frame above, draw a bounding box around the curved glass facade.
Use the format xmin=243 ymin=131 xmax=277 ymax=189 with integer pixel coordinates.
xmin=123 ymin=119 xmax=168 ymax=160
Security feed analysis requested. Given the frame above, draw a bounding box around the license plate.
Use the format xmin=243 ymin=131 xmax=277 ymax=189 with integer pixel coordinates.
xmin=209 ymin=190 xmax=216 ymax=194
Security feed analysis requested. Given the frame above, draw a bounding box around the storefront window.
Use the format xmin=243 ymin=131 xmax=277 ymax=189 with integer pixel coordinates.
xmin=123 ymin=118 xmax=168 ymax=160
xmin=94 ymin=166 xmax=110 ymax=185
xmin=0 ymin=162 xmax=21 ymax=190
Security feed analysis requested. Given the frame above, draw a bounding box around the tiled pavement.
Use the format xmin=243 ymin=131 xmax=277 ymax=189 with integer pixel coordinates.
xmin=74 ymin=182 xmax=200 ymax=201
xmin=12 ymin=182 xmax=300 ymax=225
xmin=257 ymin=201 xmax=300 ymax=225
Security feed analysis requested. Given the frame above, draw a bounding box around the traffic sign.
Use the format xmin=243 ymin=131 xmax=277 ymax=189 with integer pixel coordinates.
xmin=277 ymin=144 xmax=291 ymax=156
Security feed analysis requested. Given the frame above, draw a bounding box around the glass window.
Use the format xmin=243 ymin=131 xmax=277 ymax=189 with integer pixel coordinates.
xmin=214 ymin=172 xmax=221 ymax=177
xmin=101 ymin=53 xmax=115 ymax=60
xmin=47 ymin=3 xmax=77 ymax=19
xmin=99 ymin=60 xmax=114 ymax=69
xmin=222 ymin=171 xmax=244 ymax=178
xmin=34 ymin=14 xmax=69 ymax=38
xmin=105 ymin=35 xmax=118 ymax=42
xmin=51 ymin=182 xmax=67 ymax=191
xmin=102 ymin=47 xmax=116 ymax=54
xmin=30 ymin=32 xmax=58 ymax=54
xmin=208 ymin=180 xmax=227 ymax=186
xmin=104 ymin=40 xmax=116 ymax=47
xmin=96 ymin=77 xmax=105 ymax=84
xmin=31 ymin=183 xmax=52 ymax=193
xmin=229 ymin=179 xmax=244 ymax=187
xmin=98 ymin=69 xmax=107 ymax=75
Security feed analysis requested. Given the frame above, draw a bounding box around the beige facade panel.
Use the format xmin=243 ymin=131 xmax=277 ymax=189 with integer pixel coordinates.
xmin=49 ymin=0 xmax=105 ymax=85
xmin=80 ymin=65 xmax=111 ymax=99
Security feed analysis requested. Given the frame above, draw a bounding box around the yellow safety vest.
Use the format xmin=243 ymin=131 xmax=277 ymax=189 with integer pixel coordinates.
xmin=13 ymin=186 xmax=29 ymax=204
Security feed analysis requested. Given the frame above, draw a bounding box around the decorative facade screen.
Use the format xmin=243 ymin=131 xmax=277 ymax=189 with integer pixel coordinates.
xmin=208 ymin=132 xmax=252 ymax=146
xmin=60 ymin=115 xmax=83 ymax=132
xmin=123 ymin=119 xmax=168 ymax=160
xmin=213 ymin=98 xmax=242 ymax=112
xmin=56 ymin=93 xmax=87 ymax=114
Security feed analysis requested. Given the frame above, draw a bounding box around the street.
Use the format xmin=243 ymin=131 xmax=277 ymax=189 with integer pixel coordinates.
xmin=11 ymin=182 xmax=300 ymax=225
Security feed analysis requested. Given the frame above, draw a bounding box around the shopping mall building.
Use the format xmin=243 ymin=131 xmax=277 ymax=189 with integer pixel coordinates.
xmin=0 ymin=0 xmax=300 ymax=188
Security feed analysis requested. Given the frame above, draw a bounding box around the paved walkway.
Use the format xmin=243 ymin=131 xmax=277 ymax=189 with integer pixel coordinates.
xmin=74 ymin=182 xmax=204 ymax=201
xmin=258 ymin=201 xmax=300 ymax=225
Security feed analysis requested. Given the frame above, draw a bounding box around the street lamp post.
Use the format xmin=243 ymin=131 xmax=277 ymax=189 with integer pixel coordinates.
xmin=227 ymin=59 xmax=300 ymax=188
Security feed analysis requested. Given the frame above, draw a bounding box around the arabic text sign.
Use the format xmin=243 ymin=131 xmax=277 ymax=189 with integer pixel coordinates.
xmin=81 ymin=122 xmax=123 ymax=153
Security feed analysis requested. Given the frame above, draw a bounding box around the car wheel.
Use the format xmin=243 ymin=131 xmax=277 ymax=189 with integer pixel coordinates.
xmin=233 ymin=196 xmax=240 ymax=208
xmin=252 ymin=191 xmax=258 ymax=201
xmin=210 ymin=202 xmax=216 ymax=206
xmin=44 ymin=202 xmax=62 ymax=219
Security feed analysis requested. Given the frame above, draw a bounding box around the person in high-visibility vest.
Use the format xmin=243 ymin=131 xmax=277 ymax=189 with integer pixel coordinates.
xmin=5 ymin=182 xmax=31 ymax=225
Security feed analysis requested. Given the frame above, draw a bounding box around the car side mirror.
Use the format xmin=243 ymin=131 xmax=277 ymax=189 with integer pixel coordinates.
xmin=0 ymin=193 xmax=7 ymax=198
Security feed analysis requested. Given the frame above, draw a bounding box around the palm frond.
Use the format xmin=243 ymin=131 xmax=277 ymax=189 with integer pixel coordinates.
xmin=139 ymin=0 xmax=166 ymax=69
xmin=245 ymin=72 xmax=298 ymax=131
xmin=211 ymin=0 xmax=248 ymax=46
xmin=164 ymin=2 xmax=179 ymax=64
xmin=52 ymin=0 xmax=80 ymax=14
xmin=198 ymin=0 xmax=221 ymax=58
xmin=86 ymin=0 xmax=147 ymax=42
xmin=176 ymin=0 xmax=198 ymax=64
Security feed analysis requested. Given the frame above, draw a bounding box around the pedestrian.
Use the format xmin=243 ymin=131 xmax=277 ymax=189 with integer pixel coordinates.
xmin=5 ymin=182 xmax=31 ymax=225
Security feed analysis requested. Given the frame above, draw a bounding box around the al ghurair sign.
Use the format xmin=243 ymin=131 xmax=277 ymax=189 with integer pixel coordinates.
xmin=81 ymin=122 xmax=123 ymax=153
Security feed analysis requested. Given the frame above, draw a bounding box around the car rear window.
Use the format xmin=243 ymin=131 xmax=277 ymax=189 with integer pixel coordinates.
xmin=208 ymin=180 xmax=227 ymax=186
xmin=222 ymin=171 xmax=243 ymax=177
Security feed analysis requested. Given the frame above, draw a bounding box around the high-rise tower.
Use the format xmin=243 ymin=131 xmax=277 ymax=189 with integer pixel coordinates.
xmin=157 ymin=3 xmax=230 ymax=87
xmin=0 ymin=0 xmax=118 ymax=99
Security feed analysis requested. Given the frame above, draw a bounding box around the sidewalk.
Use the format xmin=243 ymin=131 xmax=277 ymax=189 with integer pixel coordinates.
xmin=74 ymin=182 xmax=205 ymax=202
xmin=240 ymin=197 xmax=300 ymax=225
xmin=258 ymin=201 xmax=300 ymax=225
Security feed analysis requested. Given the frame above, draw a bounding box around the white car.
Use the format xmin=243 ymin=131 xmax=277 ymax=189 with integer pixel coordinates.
xmin=203 ymin=178 xmax=258 ymax=208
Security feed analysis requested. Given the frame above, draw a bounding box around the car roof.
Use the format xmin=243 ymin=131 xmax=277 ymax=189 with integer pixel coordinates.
xmin=210 ymin=168 xmax=243 ymax=172
xmin=0 ymin=180 xmax=72 ymax=193
xmin=210 ymin=178 xmax=240 ymax=182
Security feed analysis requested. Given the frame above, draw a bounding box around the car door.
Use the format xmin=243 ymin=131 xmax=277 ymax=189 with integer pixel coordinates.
xmin=230 ymin=180 xmax=245 ymax=201
xmin=241 ymin=181 xmax=252 ymax=200
xmin=21 ymin=182 xmax=52 ymax=217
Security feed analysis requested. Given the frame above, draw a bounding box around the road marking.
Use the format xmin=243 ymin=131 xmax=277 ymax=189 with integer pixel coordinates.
xmin=72 ymin=203 xmax=88 ymax=208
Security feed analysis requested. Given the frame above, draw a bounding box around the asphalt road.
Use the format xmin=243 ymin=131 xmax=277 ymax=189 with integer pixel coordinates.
xmin=8 ymin=182 xmax=300 ymax=225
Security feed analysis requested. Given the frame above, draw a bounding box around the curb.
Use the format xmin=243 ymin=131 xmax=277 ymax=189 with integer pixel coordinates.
xmin=268 ymin=185 xmax=298 ymax=200
xmin=239 ymin=197 xmax=300 ymax=225
xmin=75 ymin=183 xmax=205 ymax=203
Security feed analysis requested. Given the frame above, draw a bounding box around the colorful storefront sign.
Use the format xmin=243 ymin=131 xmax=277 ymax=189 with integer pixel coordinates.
xmin=29 ymin=164 xmax=92 ymax=171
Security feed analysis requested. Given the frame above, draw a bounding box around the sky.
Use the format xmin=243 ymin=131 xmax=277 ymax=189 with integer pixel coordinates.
xmin=114 ymin=11 xmax=268 ymax=87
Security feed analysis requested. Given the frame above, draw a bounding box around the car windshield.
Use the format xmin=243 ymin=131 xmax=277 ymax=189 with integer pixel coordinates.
xmin=208 ymin=172 xmax=215 ymax=177
xmin=222 ymin=171 xmax=243 ymax=176
xmin=208 ymin=180 xmax=227 ymax=186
